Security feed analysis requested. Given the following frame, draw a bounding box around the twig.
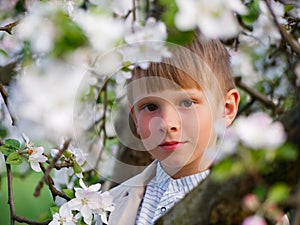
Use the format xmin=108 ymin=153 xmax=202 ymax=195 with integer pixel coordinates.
xmin=95 ymin=81 xmax=109 ymax=169
xmin=265 ymin=0 xmax=300 ymax=55
xmin=13 ymin=216 xmax=50 ymax=225
xmin=34 ymin=139 xmax=71 ymax=197
xmin=6 ymin=156 xmax=15 ymax=225
xmin=46 ymin=160 xmax=74 ymax=170
xmin=0 ymin=21 xmax=19 ymax=35
xmin=132 ymin=0 xmax=137 ymax=22
xmin=5 ymin=155 xmax=51 ymax=225
xmin=235 ymin=77 xmax=280 ymax=111
xmin=39 ymin=163 xmax=71 ymax=200
xmin=0 ymin=83 xmax=16 ymax=125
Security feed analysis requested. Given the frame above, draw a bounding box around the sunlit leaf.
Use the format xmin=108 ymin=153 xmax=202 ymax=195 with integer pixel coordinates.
xmin=267 ymin=183 xmax=289 ymax=203
xmin=63 ymin=189 xmax=75 ymax=199
xmin=73 ymin=161 xmax=82 ymax=174
xmin=6 ymin=152 xmax=22 ymax=165
xmin=50 ymin=205 xmax=59 ymax=215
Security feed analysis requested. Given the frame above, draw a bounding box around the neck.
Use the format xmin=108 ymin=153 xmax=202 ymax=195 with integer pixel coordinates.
xmin=160 ymin=162 xmax=209 ymax=179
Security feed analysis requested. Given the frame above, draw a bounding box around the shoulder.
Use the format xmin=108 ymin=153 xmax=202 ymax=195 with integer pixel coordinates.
xmin=109 ymin=160 xmax=158 ymax=198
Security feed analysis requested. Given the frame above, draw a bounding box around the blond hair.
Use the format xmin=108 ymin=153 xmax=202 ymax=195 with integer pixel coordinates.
xmin=127 ymin=34 xmax=235 ymax=105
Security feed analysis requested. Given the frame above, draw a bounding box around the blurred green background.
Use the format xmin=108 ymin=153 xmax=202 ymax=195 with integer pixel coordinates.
xmin=0 ymin=170 xmax=54 ymax=225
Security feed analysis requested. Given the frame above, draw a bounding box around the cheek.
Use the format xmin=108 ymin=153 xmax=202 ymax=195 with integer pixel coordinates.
xmin=137 ymin=118 xmax=151 ymax=138
xmin=137 ymin=115 xmax=166 ymax=150
xmin=137 ymin=115 xmax=158 ymax=139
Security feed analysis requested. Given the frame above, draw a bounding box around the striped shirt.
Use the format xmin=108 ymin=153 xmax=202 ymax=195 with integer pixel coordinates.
xmin=135 ymin=163 xmax=210 ymax=225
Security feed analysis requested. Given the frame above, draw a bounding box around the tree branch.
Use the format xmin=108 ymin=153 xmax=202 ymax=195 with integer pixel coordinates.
xmin=0 ymin=83 xmax=17 ymax=126
xmin=34 ymin=139 xmax=71 ymax=197
xmin=0 ymin=21 xmax=19 ymax=35
xmin=234 ymin=77 xmax=281 ymax=112
xmin=265 ymin=0 xmax=300 ymax=56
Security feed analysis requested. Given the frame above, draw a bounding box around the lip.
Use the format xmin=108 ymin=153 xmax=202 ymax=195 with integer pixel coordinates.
xmin=158 ymin=141 xmax=186 ymax=151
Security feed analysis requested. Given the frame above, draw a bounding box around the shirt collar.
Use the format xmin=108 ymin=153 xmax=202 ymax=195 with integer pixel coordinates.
xmin=153 ymin=162 xmax=210 ymax=193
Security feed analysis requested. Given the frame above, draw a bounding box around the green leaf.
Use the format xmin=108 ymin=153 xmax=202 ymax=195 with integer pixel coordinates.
xmin=51 ymin=10 xmax=87 ymax=57
xmin=5 ymin=139 xmax=20 ymax=149
xmin=267 ymin=183 xmax=289 ymax=203
xmin=6 ymin=152 xmax=22 ymax=165
xmin=50 ymin=205 xmax=60 ymax=215
xmin=275 ymin=143 xmax=298 ymax=161
xmin=73 ymin=161 xmax=82 ymax=174
xmin=0 ymin=145 xmax=15 ymax=156
xmin=240 ymin=0 xmax=260 ymax=25
xmin=211 ymin=158 xmax=243 ymax=182
xmin=284 ymin=4 xmax=294 ymax=12
xmin=253 ymin=185 xmax=267 ymax=201
xmin=0 ymin=126 xmax=7 ymax=138
xmin=63 ymin=189 xmax=75 ymax=199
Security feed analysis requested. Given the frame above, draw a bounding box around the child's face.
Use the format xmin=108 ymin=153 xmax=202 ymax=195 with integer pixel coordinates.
xmin=131 ymin=87 xmax=217 ymax=176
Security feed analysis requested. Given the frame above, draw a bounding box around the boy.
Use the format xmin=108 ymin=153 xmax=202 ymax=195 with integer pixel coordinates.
xmin=107 ymin=34 xmax=240 ymax=225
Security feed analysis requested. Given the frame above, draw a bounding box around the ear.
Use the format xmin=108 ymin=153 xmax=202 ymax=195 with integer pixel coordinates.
xmin=129 ymin=104 xmax=140 ymax=135
xmin=224 ymin=89 xmax=240 ymax=127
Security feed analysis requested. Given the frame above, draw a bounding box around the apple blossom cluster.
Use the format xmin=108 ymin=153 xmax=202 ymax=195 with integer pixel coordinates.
xmin=49 ymin=179 xmax=114 ymax=225
xmin=175 ymin=0 xmax=247 ymax=39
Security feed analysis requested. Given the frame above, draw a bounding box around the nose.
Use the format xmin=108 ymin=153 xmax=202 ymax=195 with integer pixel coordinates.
xmin=159 ymin=104 xmax=180 ymax=133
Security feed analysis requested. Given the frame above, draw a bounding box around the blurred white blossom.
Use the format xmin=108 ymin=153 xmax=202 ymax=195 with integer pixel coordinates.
xmin=110 ymin=0 xmax=133 ymax=16
xmin=74 ymin=11 xmax=124 ymax=53
xmin=230 ymin=49 xmax=260 ymax=85
xmin=242 ymin=214 xmax=267 ymax=225
xmin=242 ymin=194 xmax=260 ymax=212
xmin=9 ymin=59 xmax=85 ymax=141
xmin=122 ymin=17 xmax=171 ymax=69
xmin=89 ymin=0 xmax=133 ymax=16
xmin=252 ymin=0 xmax=286 ymax=46
xmin=28 ymin=146 xmax=47 ymax=172
xmin=233 ymin=112 xmax=286 ymax=150
xmin=16 ymin=14 xmax=56 ymax=54
xmin=92 ymin=51 xmax=123 ymax=76
xmin=175 ymin=0 xmax=247 ymax=39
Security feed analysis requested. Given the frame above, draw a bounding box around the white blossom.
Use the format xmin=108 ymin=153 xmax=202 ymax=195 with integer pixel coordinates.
xmin=122 ymin=17 xmax=171 ymax=69
xmin=175 ymin=0 xmax=247 ymax=39
xmin=28 ymin=146 xmax=47 ymax=172
xmin=49 ymin=203 xmax=77 ymax=225
xmin=233 ymin=112 xmax=286 ymax=150
xmin=92 ymin=51 xmax=124 ymax=76
xmin=74 ymin=10 xmax=124 ymax=53
xmin=9 ymin=59 xmax=85 ymax=141
xmin=68 ymin=179 xmax=103 ymax=225
xmin=94 ymin=192 xmax=115 ymax=224
xmin=110 ymin=0 xmax=133 ymax=16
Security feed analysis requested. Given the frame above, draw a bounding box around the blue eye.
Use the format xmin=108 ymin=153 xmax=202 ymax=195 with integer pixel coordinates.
xmin=180 ymin=99 xmax=194 ymax=107
xmin=144 ymin=104 xmax=158 ymax=111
